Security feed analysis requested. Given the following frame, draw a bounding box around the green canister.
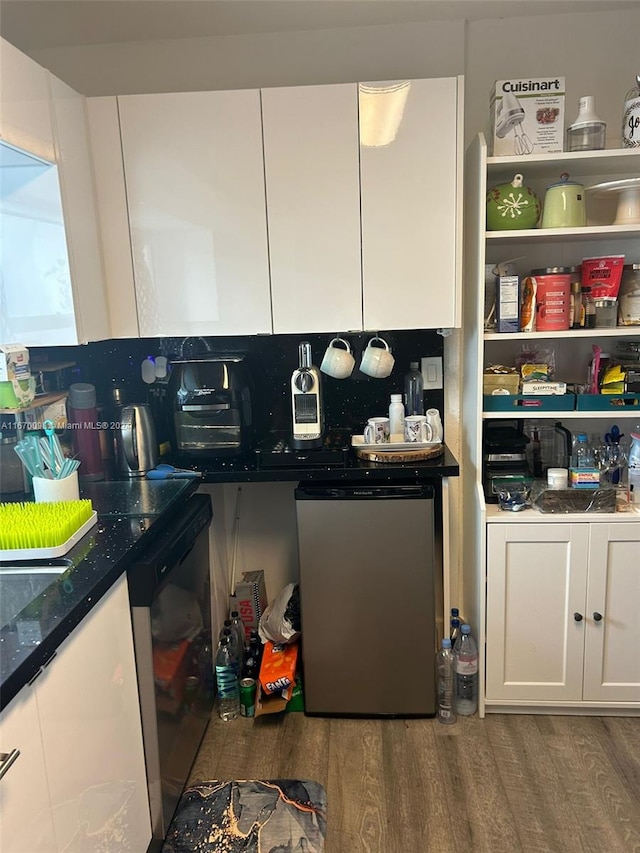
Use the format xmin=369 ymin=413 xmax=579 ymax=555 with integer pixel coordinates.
xmin=239 ymin=678 xmax=256 ymax=717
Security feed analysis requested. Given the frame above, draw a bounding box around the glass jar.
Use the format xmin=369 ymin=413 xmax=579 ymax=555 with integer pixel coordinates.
xmin=622 ymin=76 xmax=640 ymax=148
xmin=618 ymin=263 xmax=640 ymax=326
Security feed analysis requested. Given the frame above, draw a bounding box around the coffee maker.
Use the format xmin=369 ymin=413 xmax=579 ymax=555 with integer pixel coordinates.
xmin=291 ymin=342 xmax=324 ymax=449
xmin=482 ymin=421 xmax=531 ymax=502
xmin=167 ymin=355 xmax=253 ymax=457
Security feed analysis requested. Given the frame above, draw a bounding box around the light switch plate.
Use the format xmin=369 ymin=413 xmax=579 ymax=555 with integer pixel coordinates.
xmin=421 ymin=356 xmax=443 ymax=390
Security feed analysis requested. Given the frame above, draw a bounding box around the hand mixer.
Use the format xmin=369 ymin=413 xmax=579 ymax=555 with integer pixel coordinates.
xmin=496 ymin=91 xmax=533 ymax=155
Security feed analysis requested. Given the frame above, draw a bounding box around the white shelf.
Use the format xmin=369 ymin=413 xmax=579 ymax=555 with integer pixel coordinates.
xmin=484 ymin=328 xmax=640 ymax=341
xmin=486 ymin=224 xmax=640 ymax=244
xmin=485 ymin=503 xmax=640 ymax=523
xmin=487 ymin=148 xmax=640 ymax=180
xmin=482 ymin=410 xmax=640 ymax=420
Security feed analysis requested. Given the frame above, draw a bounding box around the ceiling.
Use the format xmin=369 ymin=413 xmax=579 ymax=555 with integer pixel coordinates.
xmin=1 ymin=0 xmax=638 ymax=52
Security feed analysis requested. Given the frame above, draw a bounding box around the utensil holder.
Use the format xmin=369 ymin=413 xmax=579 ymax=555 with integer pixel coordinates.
xmin=32 ymin=471 xmax=80 ymax=503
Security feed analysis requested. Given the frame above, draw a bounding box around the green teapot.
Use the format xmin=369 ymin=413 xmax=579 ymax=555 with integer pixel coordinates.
xmin=486 ymin=173 xmax=541 ymax=231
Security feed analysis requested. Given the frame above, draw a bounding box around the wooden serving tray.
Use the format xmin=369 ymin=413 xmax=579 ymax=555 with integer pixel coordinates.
xmin=355 ymin=444 xmax=444 ymax=463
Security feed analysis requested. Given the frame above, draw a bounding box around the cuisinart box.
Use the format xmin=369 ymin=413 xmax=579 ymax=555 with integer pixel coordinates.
xmin=490 ymin=77 xmax=565 ymax=156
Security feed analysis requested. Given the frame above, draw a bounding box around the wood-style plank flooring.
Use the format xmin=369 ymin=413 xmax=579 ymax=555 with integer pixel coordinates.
xmin=187 ymin=711 xmax=640 ymax=853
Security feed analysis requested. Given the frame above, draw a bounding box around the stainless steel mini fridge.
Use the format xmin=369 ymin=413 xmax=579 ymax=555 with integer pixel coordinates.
xmin=295 ymin=483 xmax=437 ymax=716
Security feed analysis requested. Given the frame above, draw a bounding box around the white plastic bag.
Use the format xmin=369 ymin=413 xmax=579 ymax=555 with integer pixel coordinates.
xmin=258 ymin=583 xmax=301 ymax=645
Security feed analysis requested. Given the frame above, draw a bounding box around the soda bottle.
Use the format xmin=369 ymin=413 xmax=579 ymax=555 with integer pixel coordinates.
xmin=436 ymin=638 xmax=456 ymax=725
xmin=453 ymin=624 xmax=478 ymax=716
xmin=215 ymin=636 xmax=240 ymax=721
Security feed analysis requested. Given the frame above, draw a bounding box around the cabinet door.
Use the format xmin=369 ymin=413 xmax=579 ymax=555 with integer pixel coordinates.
xmin=360 ymin=77 xmax=461 ymax=331
xmin=48 ymin=74 xmax=110 ymax=344
xmin=486 ymin=523 xmax=589 ymax=702
xmin=0 ymin=685 xmax=57 ymax=853
xmin=35 ymin=577 xmax=151 ymax=852
xmin=118 ymin=90 xmax=272 ymax=337
xmin=0 ymin=37 xmax=54 ymax=161
xmin=262 ymin=84 xmax=362 ymax=334
xmin=583 ymin=522 xmax=640 ymax=703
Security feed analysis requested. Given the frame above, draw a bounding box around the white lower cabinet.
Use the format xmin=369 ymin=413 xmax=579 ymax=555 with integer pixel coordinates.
xmin=0 ymin=683 xmax=57 ymax=853
xmin=486 ymin=521 xmax=640 ymax=707
xmin=0 ymin=577 xmax=151 ymax=853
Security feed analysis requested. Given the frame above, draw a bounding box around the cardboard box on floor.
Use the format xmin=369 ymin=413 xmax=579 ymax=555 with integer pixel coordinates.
xmin=230 ymin=569 xmax=268 ymax=643
xmin=255 ymin=640 xmax=299 ymax=717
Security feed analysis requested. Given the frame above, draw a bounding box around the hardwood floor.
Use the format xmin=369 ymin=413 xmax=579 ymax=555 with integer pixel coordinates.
xmin=188 ymin=712 xmax=640 ymax=853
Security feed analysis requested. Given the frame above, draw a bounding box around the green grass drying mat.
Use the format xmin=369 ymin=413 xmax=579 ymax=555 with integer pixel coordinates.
xmin=161 ymin=780 xmax=326 ymax=852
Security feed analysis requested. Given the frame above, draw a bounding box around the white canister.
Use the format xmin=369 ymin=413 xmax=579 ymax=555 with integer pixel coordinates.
xmin=547 ymin=468 xmax=569 ymax=490
xmin=32 ymin=471 xmax=80 ymax=503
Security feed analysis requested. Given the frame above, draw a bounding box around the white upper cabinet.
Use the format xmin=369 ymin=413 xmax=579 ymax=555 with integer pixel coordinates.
xmin=118 ymin=90 xmax=272 ymax=337
xmin=48 ymin=74 xmax=110 ymax=343
xmin=262 ymin=84 xmax=362 ymax=334
xmin=0 ymin=38 xmax=53 ymax=161
xmin=360 ymin=77 xmax=462 ymax=331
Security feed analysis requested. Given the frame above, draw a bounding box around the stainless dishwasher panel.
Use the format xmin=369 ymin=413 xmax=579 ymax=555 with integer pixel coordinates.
xmin=295 ymin=484 xmax=436 ymax=716
xmin=128 ymin=493 xmax=213 ymax=850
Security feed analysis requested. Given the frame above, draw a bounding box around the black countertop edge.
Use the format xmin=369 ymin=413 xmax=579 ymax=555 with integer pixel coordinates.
xmin=0 ymin=479 xmax=200 ymax=712
xmin=172 ymin=445 xmax=460 ymax=483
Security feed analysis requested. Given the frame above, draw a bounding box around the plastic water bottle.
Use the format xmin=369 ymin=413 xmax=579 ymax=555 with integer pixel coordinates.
xmin=388 ymin=393 xmax=405 ymax=438
xmin=450 ymin=617 xmax=461 ymax=646
xmin=436 ymin=638 xmax=456 ymax=725
xmin=629 ymin=431 xmax=640 ymax=504
xmin=223 ymin=619 xmax=243 ymax=674
xmin=230 ymin=610 xmax=246 ymax=656
xmin=453 ymin=624 xmax=478 ymax=716
xmin=404 ymin=362 xmax=424 ymax=416
xmin=215 ymin=636 xmax=240 ymax=721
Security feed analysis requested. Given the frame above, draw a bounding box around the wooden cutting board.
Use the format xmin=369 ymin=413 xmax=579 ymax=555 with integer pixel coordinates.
xmin=355 ymin=443 xmax=444 ymax=463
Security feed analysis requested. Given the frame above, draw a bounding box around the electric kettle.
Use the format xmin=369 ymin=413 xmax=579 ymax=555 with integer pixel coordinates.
xmin=116 ymin=404 xmax=158 ymax=477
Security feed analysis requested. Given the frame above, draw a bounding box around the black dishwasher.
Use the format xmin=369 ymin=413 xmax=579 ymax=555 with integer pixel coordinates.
xmin=295 ymin=483 xmax=437 ymax=717
xmin=127 ymin=493 xmax=213 ymax=850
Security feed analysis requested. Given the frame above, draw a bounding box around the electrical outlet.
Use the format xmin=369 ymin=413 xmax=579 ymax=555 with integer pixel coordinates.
xmin=421 ymin=356 xmax=443 ymax=390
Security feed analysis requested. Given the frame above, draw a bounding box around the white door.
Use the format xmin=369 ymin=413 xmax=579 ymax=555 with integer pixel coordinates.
xmin=486 ymin=523 xmax=589 ymax=702
xmin=36 ymin=577 xmax=151 ymax=853
xmin=583 ymin=522 xmax=640 ymax=703
xmin=360 ymin=77 xmax=460 ymax=331
xmin=118 ymin=90 xmax=272 ymax=336
xmin=262 ymin=84 xmax=362 ymax=334
xmin=0 ymin=685 xmax=57 ymax=853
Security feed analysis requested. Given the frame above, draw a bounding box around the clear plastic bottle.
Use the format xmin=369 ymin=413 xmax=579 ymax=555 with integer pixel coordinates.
xmin=450 ymin=617 xmax=461 ymax=647
xmin=388 ymin=393 xmax=405 ymax=438
xmin=436 ymin=638 xmax=456 ymax=725
xmin=453 ymin=624 xmax=478 ymax=716
xmin=215 ymin=636 xmax=240 ymax=721
xmin=230 ymin=610 xmax=246 ymax=657
xmin=404 ymin=362 xmax=424 ymax=416
xmin=221 ymin=623 xmax=242 ymax=675
xmin=572 ymin=433 xmax=592 ymax=468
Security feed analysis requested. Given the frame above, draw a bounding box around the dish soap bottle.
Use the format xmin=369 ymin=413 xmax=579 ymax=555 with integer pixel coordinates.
xmin=622 ymin=76 xmax=640 ymax=148
xmin=388 ymin=394 xmax=405 ymax=440
xmin=404 ymin=362 xmax=424 ymax=416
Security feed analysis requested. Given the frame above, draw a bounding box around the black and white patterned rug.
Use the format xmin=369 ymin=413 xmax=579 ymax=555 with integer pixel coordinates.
xmin=162 ymin=779 xmax=327 ymax=852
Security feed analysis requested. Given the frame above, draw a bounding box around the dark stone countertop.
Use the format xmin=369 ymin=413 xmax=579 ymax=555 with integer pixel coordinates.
xmin=170 ymin=443 xmax=460 ymax=483
xmin=0 ymin=478 xmax=200 ymax=712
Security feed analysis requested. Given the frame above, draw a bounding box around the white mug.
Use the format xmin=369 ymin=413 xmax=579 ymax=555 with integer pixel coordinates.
xmin=320 ymin=337 xmax=355 ymax=379
xmin=360 ymin=337 xmax=395 ymax=379
xmin=364 ymin=417 xmax=390 ymax=445
xmin=404 ymin=415 xmax=433 ymax=443
xmin=32 ymin=471 xmax=80 ymax=503
xmin=425 ymin=408 xmax=443 ymax=443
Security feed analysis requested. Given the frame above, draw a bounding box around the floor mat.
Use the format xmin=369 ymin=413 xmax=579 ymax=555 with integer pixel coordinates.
xmin=161 ymin=779 xmax=327 ymax=852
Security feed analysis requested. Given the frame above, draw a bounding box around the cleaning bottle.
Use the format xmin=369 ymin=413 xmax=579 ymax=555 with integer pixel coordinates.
xmin=388 ymin=394 xmax=405 ymax=439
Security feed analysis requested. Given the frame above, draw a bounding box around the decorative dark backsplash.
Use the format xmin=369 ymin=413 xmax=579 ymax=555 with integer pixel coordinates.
xmin=29 ymin=329 xmax=445 ymax=447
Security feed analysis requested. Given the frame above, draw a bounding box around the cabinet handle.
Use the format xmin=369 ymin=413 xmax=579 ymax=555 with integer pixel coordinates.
xmin=593 ymin=612 xmax=603 ymax=622
xmin=573 ymin=612 xmax=583 ymax=622
xmin=0 ymin=749 xmax=20 ymax=781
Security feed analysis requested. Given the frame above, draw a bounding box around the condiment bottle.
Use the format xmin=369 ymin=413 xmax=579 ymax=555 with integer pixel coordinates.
xmin=68 ymin=383 xmax=104 ymax=481
xmin=622 ymin=76 xmax=640 ymax=148
xmin=582 ymin=287 xmax=596 ymax=329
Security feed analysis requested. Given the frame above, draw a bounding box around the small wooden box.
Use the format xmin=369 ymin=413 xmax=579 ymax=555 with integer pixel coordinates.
xmin=483 ymin=373 xmax=520 ymax=395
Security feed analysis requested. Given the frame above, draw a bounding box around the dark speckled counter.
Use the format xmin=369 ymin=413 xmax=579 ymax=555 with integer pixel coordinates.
xmin=0 ymin=478 xmax=200 ymax=711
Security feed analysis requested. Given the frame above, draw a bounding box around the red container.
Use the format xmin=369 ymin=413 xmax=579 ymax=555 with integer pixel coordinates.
xmin=532 ymin=271 xmax=571 ymax=331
